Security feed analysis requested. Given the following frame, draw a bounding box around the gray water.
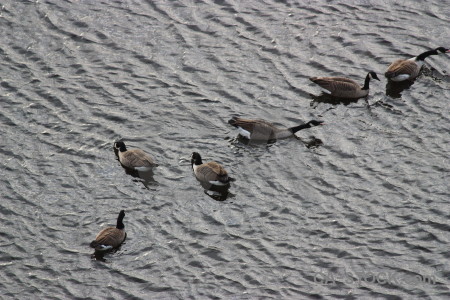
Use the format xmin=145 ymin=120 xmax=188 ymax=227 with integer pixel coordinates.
xmin=1 ymin=0 xmax=449 ymax=299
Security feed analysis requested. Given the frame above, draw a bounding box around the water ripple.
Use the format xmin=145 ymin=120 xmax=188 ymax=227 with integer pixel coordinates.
xmin=0 ymin=0 xmax=449 ymax=299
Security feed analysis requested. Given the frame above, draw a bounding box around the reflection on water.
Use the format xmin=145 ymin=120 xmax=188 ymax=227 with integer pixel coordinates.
xmin=299 ymin=136 xmax=324 ymax=149
xmin=124 ymin=168 xmax=158 ymax=189
xmin=309 ymin=92 xmax=364 ymax=107
xmin=114 ymin=149 xmax=158 ymax=189
xmin=234 ymin=135 xmax=277 ymax=146
xmin=197 ymin=179 xmax=232 ymax=201
xmin=232 ymin=131 xmax=324 ymax=150
xmin=385 ymin=80 xmax=415 ymax=98
xmin=91 ymin=245 xmax=125 ymax=262
xmin=2 ymin=0 xmax=449 ymax=298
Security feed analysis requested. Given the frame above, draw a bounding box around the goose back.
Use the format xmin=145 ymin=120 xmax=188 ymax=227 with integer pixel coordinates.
xmin=119 ymin=149 xmax=156 ymax=170
xmin=385 ymin=59 xmax=421 ymax=81
xmin=309 ymin=77 xmax=368 ymax=98
xmin=194 ymin=161 xmax=230 ymax=184
xmin=228 ymin=117 xmax=289 ymax=140
xmin=92 ymin=227 xmax=126 ymax=249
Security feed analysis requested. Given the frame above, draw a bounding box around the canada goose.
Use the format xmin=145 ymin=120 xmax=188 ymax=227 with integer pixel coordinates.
xmin=309 ymin=71 xmax=380 ymax=99
xmin=90 ymin=210 xmax=126 ymax=252
xmin=114 ymin=141 xmax=157 ymax=171
xmin=385 ymin=47 xmax=450 ymax=81
xmin=191 ymin=152 xmax=234 ymax=186
xmin=228 ymin=117 xmax=323 ymax=141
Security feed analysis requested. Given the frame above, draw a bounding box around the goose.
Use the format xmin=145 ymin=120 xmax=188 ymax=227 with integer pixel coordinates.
xmin=191 ymin=152 xmax=234 ymax=186
xmin=90 ymin=210 xmax=126 ymax=252
xmin=385 ymin=47 xmax=449 ymax=82
xmin=228 ymin=117 xmax=323 ymax=141
xmin=114 ymin=141 xmax=157 ymax=171
xmin=309 ymin=71 xmax=380 ymax=99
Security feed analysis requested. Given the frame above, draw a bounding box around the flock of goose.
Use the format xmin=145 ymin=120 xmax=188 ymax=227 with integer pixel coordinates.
xmin=90 ymin=46 xmax=449 ymax=256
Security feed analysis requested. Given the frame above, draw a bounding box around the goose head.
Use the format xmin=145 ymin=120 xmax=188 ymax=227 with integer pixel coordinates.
xmin=191 ymin=152 xmax=203 ymax=166
xmin=306 ymin=120 xmax=325 ymax=127
xmin=435 ymin=47 xmax=450 ymax=54
xmin=369 ymin=71 xmax=380 ymax=81
xmin=114 ymin=141 xmax=127 ymax=152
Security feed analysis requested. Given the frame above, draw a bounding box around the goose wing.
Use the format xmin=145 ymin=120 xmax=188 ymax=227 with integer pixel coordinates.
xmin=310 ymin=77 xmax=360 ymax=93
xmin=195 ymin=162 xmax=229 ymax=183
xmin=94 ymin=227 xmax=126 ymax=248
xmin=204 ymin=162 xmax=228 ymax=176
xmin=385 ymin=59 xmax=418 ymax=78
xmin=229 ymin=117 xmax=255 ymax=131
xmin=229 ymin=117 xmax=278 ymax=138
xmin=121 ymin=149 xmax=156 ymax=167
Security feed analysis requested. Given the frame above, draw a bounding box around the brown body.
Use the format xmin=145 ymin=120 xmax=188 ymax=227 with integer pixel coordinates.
xmin=119 ymin=149 xmax=156 ymax=170
xmin=228 ymin=117 xmax=324 ymax=141
xmin=90 ymin=210 xmax=126 ymax=252
xmin=310 ymin=71 xmax=379 ymax=99
xmin=194 ymin=162 xmax=229 ymax=183
xmin=385 ymin=47 xmax=450 ymax=81
xmin=92 ymin=227 xmax=126 ymax=249
xmin=229 ymin=118 xmax=291 ymax=140
xmin=310 ymin=77 xmax=367 ymax=98
xmin=114 ymin=141 xmax=157 ymax=171
xmin=385 ymin=59 xmax=421 ymax=81
xmin=191 ymin=152 xmax=234 ymax=186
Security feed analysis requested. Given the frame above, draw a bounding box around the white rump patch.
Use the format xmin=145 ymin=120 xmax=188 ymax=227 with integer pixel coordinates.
xmin=97 ymin=245 xmax=113 ymax=251
xmin=320 ymin=87 xmax=331 ymax=94
xmin=237 ymin=127 xmax=251 ymax=139
xmin=209 ymin=180 xmax=228 ymax=186
xmin=391 ymin=74 xmax=411 ymax=82
xmin=134 ymin=166 xmax=153 ymax=172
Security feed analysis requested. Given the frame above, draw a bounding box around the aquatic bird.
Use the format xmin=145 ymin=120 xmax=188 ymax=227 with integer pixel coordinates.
xmin=228 ymin=117 xmax=323 ymax=141
xmin=90 ymin=210 xmax=126 ymax=252
xmin=309 ymin=71 xmax=380 ymax=99
xmin=114 ymin=141 xmax=157 ymax=171
xmin=191 ymin=152 xmax=234 ymax=186
xmin=385 ymin=47 xmax=450 ymax=82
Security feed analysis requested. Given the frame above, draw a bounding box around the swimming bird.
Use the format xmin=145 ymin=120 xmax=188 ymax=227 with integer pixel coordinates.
xmin=114 ymin=141 xmax=157 ymax=171
xmin=309 ymin=71 xmax=380 ymax=99
xmin=191 ymin=152 xmax=234 ymax=186
xmin=385 ymin=47 xmax=450 ymax=81
xmin=90 ymin=210 xmax=126 ymax=252
xmin=228 ymin=117 xmax=323 ymax=141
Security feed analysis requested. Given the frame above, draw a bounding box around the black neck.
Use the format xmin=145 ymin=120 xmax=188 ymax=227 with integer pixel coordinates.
xmin=116 ymin=215 xmax=125 ymax=229
xmin=416 ymin=49 xmax=438 ymax=61
xmin=289 ymin=123 xmax=311 ymax=133
xmin=362 ymin=74 xmax=371 ymax=90
xmin=119 ymin=145 xmax=127 ymax=152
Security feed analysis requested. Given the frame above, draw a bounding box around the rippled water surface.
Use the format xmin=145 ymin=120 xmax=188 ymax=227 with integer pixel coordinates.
xmin=1 ymin=0 xmax=449 ymax=299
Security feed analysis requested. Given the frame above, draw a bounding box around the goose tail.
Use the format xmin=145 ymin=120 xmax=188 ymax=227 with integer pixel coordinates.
xmin=90 ymin=241 xmax=113 ymax=252
xmin=225 ymin=177 xmax=236 ymax=183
